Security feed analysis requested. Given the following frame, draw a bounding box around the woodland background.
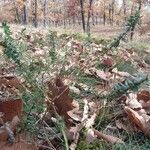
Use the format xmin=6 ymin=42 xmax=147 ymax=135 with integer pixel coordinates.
xmin=0 ymin=0 xmax=150 ymax=32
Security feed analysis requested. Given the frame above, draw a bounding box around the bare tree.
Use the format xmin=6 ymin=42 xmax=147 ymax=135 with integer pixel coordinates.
xmin=123 ymin=0 xmax=127 ymax=20
xmin=43 ymin=0 xmax=47 ymax=27
xmin=80 ymin=0 xmax=85 ymax=32
xmin=103 ymin=0 xmax=106 ymax=25
xmin=32 ymin=0 xmax=38 ymax=27
xmin=86 ymin=0 xmax=94 ymax=33
xmin=22 ymin=2 xmax=27 ymax=24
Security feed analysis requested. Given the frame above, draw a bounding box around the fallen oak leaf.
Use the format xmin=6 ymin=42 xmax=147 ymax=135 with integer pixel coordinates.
xmin=93 ymin=129 xmax=124 ymax=144
xmin=124 ymin=106 xmax=149 ymax=131
xmin=47 ymin=78 xmax=79 ymax=126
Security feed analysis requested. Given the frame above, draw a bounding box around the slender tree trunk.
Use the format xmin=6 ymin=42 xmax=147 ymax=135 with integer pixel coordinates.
xmin=111 ymin=0 xmax=115 ymax=26
xmin=92 ymin=11 xmax=95 ymax=25
xmin=108 ymin=4 xmax=111 ymax=25
xmin=103 ymin=1 xmax=106 ymax=25
xmin=80 ymin=0 xmax=85 ymax=32
xmin=130 ymin=2 xmax=142 ymax=41
xmin=32 ymin=0 xmax=38 ymax=27
xmin=23 ymin=4 xmax=27 ymax=24
xmin=123 ymin=0 xmax=126 ymax=20
xmin=13 ymin=2 xmax=20 ymax=23
xmin=86 ymin=0 xmax=93 ymax=33
xmin=138 ymin=0 xmax=142 ymax=11
xmin=43 ymin=0 xmax=47 ymax=27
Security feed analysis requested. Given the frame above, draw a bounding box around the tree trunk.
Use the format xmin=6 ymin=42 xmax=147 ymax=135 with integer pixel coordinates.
xmin=103 ymin=0 xmax=106 ymax=25
xmin=123 ymin=0 xmax=126 ymax=20
xmin=43 ymin=0 xmax=47 ymax=27
xmin=80 ymin=0 xmax=85 ymax=32
xmin=86 ymin=0 xmax=93 ymax=33
xmin=130 ymin=0 xmax=142 ymax=40
xmin=22 ymin=4 xmax=27 ymax=24
xmin=111 ymin=0 xmax=115 ymax=26
xmin=108 ymin=4 xmax=111 ymax=25
xmin=13 ymin=2 xmax=20 ymax=23
xmin=32 ymin=0 xmax=38 ymax=27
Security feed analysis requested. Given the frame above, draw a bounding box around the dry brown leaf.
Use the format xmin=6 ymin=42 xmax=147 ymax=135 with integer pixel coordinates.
xmin=102 ymin=57 xmax=113 ymax=67
xmin=96 ymin=70 xmax=110 ymax=81
xmin=0 ymin=76 xmax=21 ymax=89
xmin=137 ymin=90 xmax=150 ymax=102
xmin=126 ymin=93 xmax=142 ymax=110
xmin=69 ymin=99 xmax=90 ymax=150
xmin=85 ymin=113 xmax=97 ymax=129
xmin=93 ymin=129 xmax=124 ymax=144
xmin=112 ymin=68 xmax=131 ymax=77
xmin=66 ymin=125 xmax=81 ymax=142
xmin=67 ymin=111 xmax=81 ymax=122
xmin=47 ymin=78 xmax=78 ymax=126
xmin=124 ymin=106 xmax=146 ymax=131
xmin=143 ymin=120 xmax=150 ymax=138
xmin=69 ymin=86 xmax=80 ymax=95
xmin=0 ymin=99 xmax=22 ymax=122
xmin=86 ymin=129 xmax=96 ymax=143
xmin=0 ymin=133 xmax=38 ymax=150
xmin=141 ymin=101 xmax=150 ymax=109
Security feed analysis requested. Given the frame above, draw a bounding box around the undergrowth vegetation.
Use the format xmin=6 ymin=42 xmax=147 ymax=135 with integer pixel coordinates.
xmin=0 ymin=22 xmax=150 ymax=150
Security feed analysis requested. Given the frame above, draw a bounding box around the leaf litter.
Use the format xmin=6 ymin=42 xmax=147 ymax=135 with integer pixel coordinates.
xmin=0 ymin=26 xmax=149 ymax=149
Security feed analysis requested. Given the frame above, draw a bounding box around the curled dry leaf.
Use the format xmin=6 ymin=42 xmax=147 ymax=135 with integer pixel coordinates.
xmin=87 ymin=68 xmax=111 ymax=81
xmin=0 ymin=99 xmax=22 ymax=122
xmin=126 ymin=93 xmax=142 ymax=110
xmin=69 ymin=86 xmax=80 ymax=95
xmin=124 ymin=106 xmax=145 ymax=130
xmin=66 ymin=126 xmax=79 ymax=141
xmin=95 ymin=70 xmax=111 ymax=81
xmin=69 ymin=99 xmax=90 ymax=150
xmin=93 ymin=129 xmax=124 ymax=144
xmin=86 ymin=129 xmax=96 ymax=143
xmin=143 ymin=120 xmax=150 ymax=138
xmin=102 ymin=57 xmax=113 ymax=67
xmin=124 ymin=106 xmax=150 ymax=134
xmin=141 ymin=100 xmax=150 ymax=108
xmin=112 ymin=68 xmax=131 ymax=77
xmin=137 ymin=90 xmax=150 ymax=102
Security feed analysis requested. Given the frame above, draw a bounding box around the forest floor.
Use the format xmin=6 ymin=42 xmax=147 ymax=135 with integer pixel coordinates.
xmin=0 ymin=24 xmax=150 ymax=150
